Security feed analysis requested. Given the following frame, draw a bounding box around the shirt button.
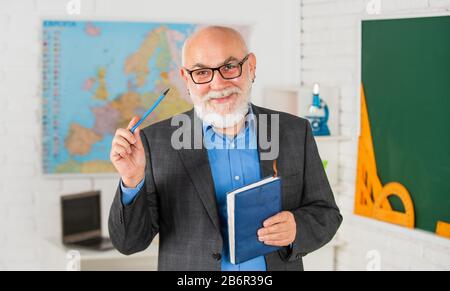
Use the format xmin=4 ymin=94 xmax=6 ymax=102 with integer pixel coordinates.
xmin=234 ymin=175 xmax=240 ymax=181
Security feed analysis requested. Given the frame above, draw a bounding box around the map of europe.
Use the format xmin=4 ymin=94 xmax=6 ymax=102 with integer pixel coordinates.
xmin=42 ymin=21 xmax=197 ymax=174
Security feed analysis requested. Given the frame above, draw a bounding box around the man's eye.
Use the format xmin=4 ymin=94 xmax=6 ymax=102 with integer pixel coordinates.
xmin=194 ymin=70 xmax=210 ymax=76
xmin=223 ymin=64 xmax=238 ymax=70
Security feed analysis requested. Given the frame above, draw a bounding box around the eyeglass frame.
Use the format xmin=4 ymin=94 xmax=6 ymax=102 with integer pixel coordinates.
xmin=183 ymin=54 xmax=251 ymax=85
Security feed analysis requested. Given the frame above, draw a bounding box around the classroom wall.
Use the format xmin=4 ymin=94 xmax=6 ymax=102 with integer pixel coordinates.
xmin=0 ymin=0 xmax=301 ymax=270
xmin=1 ymin=0 xmax=449 ymax=271
xmin=300 ymin=0 xmax=450 ymax=270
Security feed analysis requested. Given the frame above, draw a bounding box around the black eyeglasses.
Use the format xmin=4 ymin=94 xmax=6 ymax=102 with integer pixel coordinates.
xmin=184 ymin=54 xmax=250 ymax=85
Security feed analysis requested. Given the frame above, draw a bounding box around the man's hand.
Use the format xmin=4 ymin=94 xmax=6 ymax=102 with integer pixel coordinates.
xmin=257 ymin=211 xmax=296 ymax=247
xmin=110 ymin=117 xmax=146 ymax=187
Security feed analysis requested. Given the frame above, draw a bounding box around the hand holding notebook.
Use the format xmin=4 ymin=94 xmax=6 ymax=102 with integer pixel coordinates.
xmin=227 ymin=175 xmax=282 ymax=264
xmin=226 ymin=160 xmax=298 ymax=264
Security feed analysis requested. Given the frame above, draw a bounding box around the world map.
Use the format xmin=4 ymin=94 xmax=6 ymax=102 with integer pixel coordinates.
xmin=42 ymin=21 xmax=197 ymax=174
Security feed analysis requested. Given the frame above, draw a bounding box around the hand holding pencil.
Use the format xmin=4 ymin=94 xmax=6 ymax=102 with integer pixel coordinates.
xmin=110 ymin=116 xmax=146 ymax=188
xmin=110 ymin=88 xmax=170 ymax=187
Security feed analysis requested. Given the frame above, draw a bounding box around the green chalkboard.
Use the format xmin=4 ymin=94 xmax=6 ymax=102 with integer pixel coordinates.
xmin=362 ymin=16 xmax=450 ymax=234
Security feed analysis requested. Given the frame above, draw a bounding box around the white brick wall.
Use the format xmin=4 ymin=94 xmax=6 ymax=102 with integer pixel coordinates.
xmin=300 ymin=0 xmax=450 ymax=270
xmin=0 ymin=0 xmax=301 ymax=270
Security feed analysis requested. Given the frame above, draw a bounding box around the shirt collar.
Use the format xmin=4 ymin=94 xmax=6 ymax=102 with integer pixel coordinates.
xmin=202 ymin=104 xmax=257 ymax=149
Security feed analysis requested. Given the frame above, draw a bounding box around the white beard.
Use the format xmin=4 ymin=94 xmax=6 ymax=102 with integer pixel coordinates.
xmin=193 ymin=85 xmax=252 ymax=129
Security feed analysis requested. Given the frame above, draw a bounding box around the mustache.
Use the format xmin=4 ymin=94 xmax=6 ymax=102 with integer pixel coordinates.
xmin=200 ymin=87 xmax=242 ymax=101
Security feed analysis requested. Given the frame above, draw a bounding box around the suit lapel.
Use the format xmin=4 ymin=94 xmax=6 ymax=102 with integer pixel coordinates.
xmin=260 ymin=155 xmax=275 ymax=178
xmin=253 ymin=104 xmax=276 ymax=178
xmin=177 ymin=110 xmax=221 ymax=233
xmin=254 ymin=104 xmax=290 ymax=216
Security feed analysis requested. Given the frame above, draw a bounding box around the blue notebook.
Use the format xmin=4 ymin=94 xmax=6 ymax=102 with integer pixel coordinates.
xmin=226 ymin=176 xmax=282 ymax=265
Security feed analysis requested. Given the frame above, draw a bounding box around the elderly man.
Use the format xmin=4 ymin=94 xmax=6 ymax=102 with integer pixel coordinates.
xmin=109 ymin=26 xmax=342 ymax=271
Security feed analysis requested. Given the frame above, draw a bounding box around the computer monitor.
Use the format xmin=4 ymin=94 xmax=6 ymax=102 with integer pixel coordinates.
xmin=61 ymin=191 xmax=102 ymax=244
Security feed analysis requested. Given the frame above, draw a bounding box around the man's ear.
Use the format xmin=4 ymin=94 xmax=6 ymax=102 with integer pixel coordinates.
xmin=180 ymin=68 xmax=189 ymax=84
xmin=180 ymin=68 xmax=191 ymax=95
xmin=248 ymin=53 xmax=257 ymax=79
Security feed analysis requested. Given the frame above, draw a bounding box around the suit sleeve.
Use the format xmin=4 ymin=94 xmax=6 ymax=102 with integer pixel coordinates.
xmin=108 ymin=129 xmax=159 ymax=255
xmin=281 ymin=120 xmax=343 ymax=262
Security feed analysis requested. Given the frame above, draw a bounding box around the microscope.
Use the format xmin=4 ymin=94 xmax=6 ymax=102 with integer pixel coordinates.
xmin=306 ymin=83 xmax=330 ymax=136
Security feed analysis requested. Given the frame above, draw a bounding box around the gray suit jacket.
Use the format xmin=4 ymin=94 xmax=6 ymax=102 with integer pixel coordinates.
xmin=109 ymin=104 xmax=342 ymax=271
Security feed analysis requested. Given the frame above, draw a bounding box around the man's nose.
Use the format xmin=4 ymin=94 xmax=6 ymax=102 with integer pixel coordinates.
xmin=209 ymin=70 xmax=229 ymax=90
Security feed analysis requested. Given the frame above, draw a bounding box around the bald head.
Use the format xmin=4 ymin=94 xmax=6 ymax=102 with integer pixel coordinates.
xmin=182 ymin=26 xmax=248 ymax=67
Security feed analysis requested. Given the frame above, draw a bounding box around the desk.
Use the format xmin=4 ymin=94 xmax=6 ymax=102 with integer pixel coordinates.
xmin=44 ymin=237 xmax=159 ymax=271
